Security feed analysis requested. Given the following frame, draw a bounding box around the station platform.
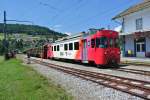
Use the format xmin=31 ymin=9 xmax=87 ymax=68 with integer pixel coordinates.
xmin=121 ymin=57 xmax=150 ymax=66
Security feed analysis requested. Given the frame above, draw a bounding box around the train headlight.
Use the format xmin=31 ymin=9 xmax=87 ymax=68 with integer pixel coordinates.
xmin=104 ymin=51 xmax=107 ymax=55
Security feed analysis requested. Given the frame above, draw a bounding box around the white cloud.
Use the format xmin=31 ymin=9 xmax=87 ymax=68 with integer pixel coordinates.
xmin=114 ymin=26 xmax=122 ymax=32
xmin=53 ymin=24 xmax=62 ymax=28
xmin=65 ymin=32 xmax=72 ymax=36
xmin=50 ymin=25 xmax=62 ymax=32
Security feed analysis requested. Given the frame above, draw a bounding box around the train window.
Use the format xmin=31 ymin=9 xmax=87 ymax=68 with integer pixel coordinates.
xmin=91 ymin=39 xmax=95 ymax=48
xmin=114 ymin=38 xmax=119 ymax=48
xmin=110 ymin=38 xmax=113 ymax=47
xmin=64 ymin=44 xmax=68 ymax=51
xmin=57 ymin=45 xmax=59 ymax=51
xmin=96 ymin=38 xmax=100 ymax=48
xmin=88 ymin=41 xmax=90 ymax=46
xmin=100 ymin=37 xmax=108 ymax=48
xmin=54 ymin=46 xmax=56 ymax=51
xmin=52 ymin=46 xmax=53 ymax=51
xmin=74 ymin=42 xmax=79 ymax=50
xmin=60 ymin=44 xmax=63 ymax=47
xmin=96 ymin=37 xmax=108 ymax=48
xmin=69 ymin=43 xmax=73 ymax=50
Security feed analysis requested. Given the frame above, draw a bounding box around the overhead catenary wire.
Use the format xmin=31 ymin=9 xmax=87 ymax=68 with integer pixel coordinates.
xmin=52 ymin=0 xmax=85 ymax=24
xmin=38 ymin=0 xmax=79 ymax=24
xmin=6 ymin=20 xmax=34 ymax=25
xmin=39 ymin=1 xmax=62 ymax=12
xmin=37 ymin=0 xmax=140 ymax=33
xmin=62 ymin=0 xmax=138 ymax=31
xmin=37 ymin=0 xmax=63 ymax=27
xmin=38 ymin=0 xmax=86 ymax=29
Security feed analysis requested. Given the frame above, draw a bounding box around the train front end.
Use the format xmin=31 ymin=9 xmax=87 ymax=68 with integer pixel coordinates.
xmin=93 ymin=30 xmax=120 ymax=67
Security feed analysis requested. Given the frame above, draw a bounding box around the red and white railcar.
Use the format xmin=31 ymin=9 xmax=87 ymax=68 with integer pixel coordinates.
xmin=44 ymin=29 xmax=120 ymax=66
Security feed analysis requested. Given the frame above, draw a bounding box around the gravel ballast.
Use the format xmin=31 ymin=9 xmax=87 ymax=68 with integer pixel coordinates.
xmin=33 ymin=57 xmax=150 ymax=83
xmin=20 ymin=56 xmax=145 ymax=100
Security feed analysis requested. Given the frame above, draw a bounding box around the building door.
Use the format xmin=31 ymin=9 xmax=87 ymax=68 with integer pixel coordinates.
xmin=82 ymin=39 xmax=88 ymax=61
xmin=136 ymin=38 xmax=146 ymax=57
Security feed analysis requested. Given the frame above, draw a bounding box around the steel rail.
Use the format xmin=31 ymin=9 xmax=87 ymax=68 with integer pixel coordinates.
xmin=31 ymin=58 xmax=150 ymax=100
xmin=115 ymin=68 xmax=150 ymax=76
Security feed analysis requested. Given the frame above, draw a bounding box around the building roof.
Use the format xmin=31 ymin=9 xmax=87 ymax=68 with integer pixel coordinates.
xmin=113 ymin=0 xmax=150 ymax=20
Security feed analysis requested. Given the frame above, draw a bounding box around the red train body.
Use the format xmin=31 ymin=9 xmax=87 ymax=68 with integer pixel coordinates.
xmin=42 ymin=29 xmax=120 ymax=66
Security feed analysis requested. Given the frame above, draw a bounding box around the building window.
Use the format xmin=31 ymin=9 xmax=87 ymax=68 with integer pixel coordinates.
xmin=136 ymin=18 xmax=143 ymax=30
xmin=136 ymin=43 xmax=145 ymax=52
xmin=54 ymin=46 xmax=56 ymax=51
xmin=74 ymin=42 xmax=79 ymax=50
xmin=64 ymin=44 xmax=68 ymax=51
xmin=136 ymin=44 xmax=140 ymax=52
xmin=57 ymin=45 xmax=59 ymax=51
xmin=69 ymin=43 xmax=73 ymax=50
xmin=141 ymin=43 xmax=145 ymax=52
xmin=136 ymin=38 xmax=145 ymax=52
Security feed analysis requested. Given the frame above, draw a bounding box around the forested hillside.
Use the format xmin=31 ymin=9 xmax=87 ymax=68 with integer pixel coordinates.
xmin=0 ymin=23 xmax=68 ymax=55
xmin=0 ymin=23 xmax=67 ymax=37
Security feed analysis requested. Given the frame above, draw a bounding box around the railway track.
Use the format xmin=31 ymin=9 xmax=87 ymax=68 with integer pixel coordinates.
xmin=31 ymin=58 xmax=150 ymax=100
xmin=115 ymin=68 xmax=150 ymax=76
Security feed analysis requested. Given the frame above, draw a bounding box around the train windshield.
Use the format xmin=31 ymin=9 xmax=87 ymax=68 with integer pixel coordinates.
xmin=114 ymin=38 xmax=119 ymax=48
xmin=96 ymin=37 xmax=108 ymax=48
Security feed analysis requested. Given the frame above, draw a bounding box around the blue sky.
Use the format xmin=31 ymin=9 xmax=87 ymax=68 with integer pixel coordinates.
xmin=0 ymin=0 xmax=142 ymax=34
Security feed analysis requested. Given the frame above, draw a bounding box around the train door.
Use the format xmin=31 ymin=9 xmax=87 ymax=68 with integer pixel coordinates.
xmin=82 ymin=39 xmax=88 ymax=61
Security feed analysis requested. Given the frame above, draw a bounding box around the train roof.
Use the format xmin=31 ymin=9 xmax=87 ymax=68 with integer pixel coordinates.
xmin=54 ymin=33 xmax=82 ymax=43
xmin=52 ymin=29 xmax=118 ymax=44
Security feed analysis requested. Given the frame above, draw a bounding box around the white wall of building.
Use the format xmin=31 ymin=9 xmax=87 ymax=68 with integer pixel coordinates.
xmin=146 ymin=37 xmax=150 ymax=52
xmin=123 ymin=7 xmax=150 ymax=34
xmin=125 ymin=35 xmax=134 ymax=52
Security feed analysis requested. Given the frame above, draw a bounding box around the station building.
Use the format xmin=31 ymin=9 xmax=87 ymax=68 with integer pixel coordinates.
xmin=113 ymin=1 xmax=150 ymax=58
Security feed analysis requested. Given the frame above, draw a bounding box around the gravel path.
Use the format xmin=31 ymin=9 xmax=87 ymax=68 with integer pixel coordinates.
xmin=19 ymin=55 xmax=145 ymax=100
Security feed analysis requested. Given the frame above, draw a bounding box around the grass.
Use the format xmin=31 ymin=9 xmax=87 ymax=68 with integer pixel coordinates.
xmin=0 ymin=57 xmax=73 ymax=100
xmin=0 ymin=33 xmax=3 ymax=40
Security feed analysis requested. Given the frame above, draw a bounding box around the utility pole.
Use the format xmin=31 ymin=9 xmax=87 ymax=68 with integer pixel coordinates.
xmin=3 ymin=11 xmax=7 ymax=41
xmin=3 ymin=11 xmax=9 ymax=59
xmin=2 ymin=11 xmax=34 ymax=59
xmin=3 ymin=11 xmax=8 ymax=59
